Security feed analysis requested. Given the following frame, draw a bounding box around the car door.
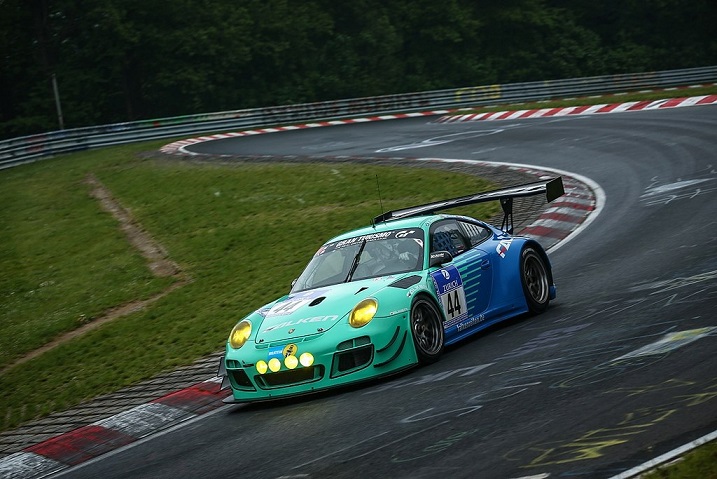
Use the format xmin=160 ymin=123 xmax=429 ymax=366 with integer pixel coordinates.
xmin=428 ymin=219 xmax=495 ymax=337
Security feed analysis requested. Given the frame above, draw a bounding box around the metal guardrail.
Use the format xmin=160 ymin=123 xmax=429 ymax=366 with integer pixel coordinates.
xmin=2 ymin=66 xmax=716 ymax=170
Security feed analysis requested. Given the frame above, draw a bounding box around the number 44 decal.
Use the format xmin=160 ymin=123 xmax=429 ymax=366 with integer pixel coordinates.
xmin=445 ymin=289 xmax=464 ymax=317
xmin=430 ymin=266 xmax=468 ymax=323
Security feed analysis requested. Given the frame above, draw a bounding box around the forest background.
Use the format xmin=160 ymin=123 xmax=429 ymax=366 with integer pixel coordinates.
xmin=1 ymin=0 xmax=716 ymax=140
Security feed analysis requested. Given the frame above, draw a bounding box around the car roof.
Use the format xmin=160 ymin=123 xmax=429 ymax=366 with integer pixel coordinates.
xmin=326 ymin=215 xmax=437 ymax=244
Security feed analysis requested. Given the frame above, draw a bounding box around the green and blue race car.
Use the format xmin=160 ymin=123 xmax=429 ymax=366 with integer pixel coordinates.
xmin=218 ymin=178 xmax=564 ymax=402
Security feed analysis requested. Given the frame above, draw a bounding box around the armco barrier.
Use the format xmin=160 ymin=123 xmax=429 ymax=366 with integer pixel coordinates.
xmin=1 ymin=65 xmax=716 ymax=170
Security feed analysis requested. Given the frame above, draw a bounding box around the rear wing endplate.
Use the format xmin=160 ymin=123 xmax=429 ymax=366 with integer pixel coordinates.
xmin=373 ymin=176 xmax=564 ymax=234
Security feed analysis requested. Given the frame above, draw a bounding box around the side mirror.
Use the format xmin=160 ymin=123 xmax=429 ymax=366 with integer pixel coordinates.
xmin=429 ymin=250 xmax=453 ymax=268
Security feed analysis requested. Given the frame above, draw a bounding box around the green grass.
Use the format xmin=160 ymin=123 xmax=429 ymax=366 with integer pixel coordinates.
xmin=644 ymin=441 xmax=717 ymax=479
xmin=0 ymin=143 xmax=499 ymax=431
xmin=0 ymin=164 xmax=174 ymax=369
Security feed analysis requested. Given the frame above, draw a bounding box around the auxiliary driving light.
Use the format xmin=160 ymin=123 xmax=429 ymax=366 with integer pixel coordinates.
xmin=256 ymin=360 xmax=268 ymax=374
xmin=285 ymin=355 xmax=299 ymax=369
xmin=299 ymin=352 xmax=314 ymax=367
xmin=268 ymin=358 xmax=281 ymax=372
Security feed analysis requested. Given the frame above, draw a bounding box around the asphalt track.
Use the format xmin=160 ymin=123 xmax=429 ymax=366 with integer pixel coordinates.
xmin=63 ymin=106 xmax=717 ymax=478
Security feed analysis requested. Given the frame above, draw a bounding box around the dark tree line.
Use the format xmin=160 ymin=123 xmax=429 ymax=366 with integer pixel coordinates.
xmin=1 ymin=0 xmax=716 ymax=140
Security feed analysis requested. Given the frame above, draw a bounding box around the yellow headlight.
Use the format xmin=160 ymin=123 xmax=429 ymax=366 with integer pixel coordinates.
xmin=268 ymin=357 xmax=281 ymax=372
xmin=299 ymin=352 xmax=314 ymax=367
xmin=229 ymin=320 xmax=252 ymax=349
xmin=349 ymin=298 xmax=378 ymax=328
xmin=256 ymin=360 xmax=268 ymax=374
xmin=285 ymin=355 xmax=299 ymax=369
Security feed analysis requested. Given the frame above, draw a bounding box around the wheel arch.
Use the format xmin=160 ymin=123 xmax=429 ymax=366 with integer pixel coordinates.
xmin=521 ymin=239 xmax=554 ymax=286
xmin=411 ymin=291 xmax=446 ymax=321
xmin=408 ymin=291 xmax=446 ymax=363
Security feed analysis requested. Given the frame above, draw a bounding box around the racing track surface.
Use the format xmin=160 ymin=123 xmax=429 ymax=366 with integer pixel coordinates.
xmin=63 ymin=106 xmax=717 ymax=478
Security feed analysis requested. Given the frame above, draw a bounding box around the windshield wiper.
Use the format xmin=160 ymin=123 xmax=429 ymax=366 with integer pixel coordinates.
xmin=345 ymin=239 xmax=367 ymax=283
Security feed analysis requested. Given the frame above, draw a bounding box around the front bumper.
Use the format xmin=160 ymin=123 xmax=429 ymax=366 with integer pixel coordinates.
xmin=219 ymin=316 xmax=417 ymax=402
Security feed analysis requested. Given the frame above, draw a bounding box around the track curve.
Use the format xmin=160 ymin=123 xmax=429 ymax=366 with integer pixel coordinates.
xmin=64 ymin=105 xmax=717 ymax=478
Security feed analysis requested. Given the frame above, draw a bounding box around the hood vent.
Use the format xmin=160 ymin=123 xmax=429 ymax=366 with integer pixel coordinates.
xmin=388 ymin=275 xmax=422 ymax=289
xmin=309 ymin=297 xmax=325 ymax=307
xmin=354 ymin=287 xmax=368 ymax=295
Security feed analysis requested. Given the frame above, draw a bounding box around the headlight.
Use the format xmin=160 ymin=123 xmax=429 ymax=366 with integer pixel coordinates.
xmin=285 ymin=355 xmax=299 ymax=369
xmin=229 ymin=320 xmax=252 ymax=349
xmin=268 ymin=358 xmax=281 ymax=372
xmin=349 ymin=298 xmax=378 ymax=328
xmin=300 ymin=352 xmax=314 ymax=367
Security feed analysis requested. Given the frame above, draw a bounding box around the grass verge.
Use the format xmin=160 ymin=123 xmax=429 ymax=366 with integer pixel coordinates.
xmin=644 ymin=440 xmax=717 ymax=478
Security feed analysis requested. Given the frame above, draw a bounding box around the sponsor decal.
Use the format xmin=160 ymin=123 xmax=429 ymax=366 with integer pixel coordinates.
xmin=262 ymin=315 xmax=339 ymax=333
xmin=268 ymin=346 xmax=284 ymax=359
xmin=456 ymin=315 xmax=486 ymax=332
xmin=335 ymin=232 xmax=393 ymax=249
xmin=282 ymin=343 xmax=298 ymax=357
xmin=496 ymin=238 xmax=513 ymax=258
xmin=328 ymin=228 xmax=424 ymax=251
xmin=406 ymin=285 xmax=421 ymax=297
xmin=266 ymin=289 xmax=329 ymax=317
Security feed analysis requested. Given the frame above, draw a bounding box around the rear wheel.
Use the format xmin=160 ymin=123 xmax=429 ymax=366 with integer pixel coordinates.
xmin=410 ymin=296 xmax=444 ymax=363
xmin=521 ymin=246 xmax=550 ymax=314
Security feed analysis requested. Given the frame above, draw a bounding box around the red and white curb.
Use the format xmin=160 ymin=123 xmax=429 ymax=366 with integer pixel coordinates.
xmin=160 ymin=91 xmax=717 ymax=155
xmin=434 ymin=94 xmax=717 ymax=123
xmin=160 ymin=110 xmax=450 ymax=155
xmin=0 ymin=378 xmax=229 ymax=479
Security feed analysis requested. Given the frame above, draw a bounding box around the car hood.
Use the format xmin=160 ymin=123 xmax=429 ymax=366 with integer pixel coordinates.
xmin=254 ymin=274 xmax=409 ymax=343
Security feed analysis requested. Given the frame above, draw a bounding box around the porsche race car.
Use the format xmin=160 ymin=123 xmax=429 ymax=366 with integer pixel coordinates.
xmin=218 ymin=177 xmax=564 ymax=402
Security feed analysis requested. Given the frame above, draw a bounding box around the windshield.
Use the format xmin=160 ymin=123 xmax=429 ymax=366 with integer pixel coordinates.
xmin=291 ymin=229 xmax=425 ymax=292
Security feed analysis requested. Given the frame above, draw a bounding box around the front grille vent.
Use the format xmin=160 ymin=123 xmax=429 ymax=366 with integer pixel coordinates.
xmin=331 ymin=344 xmax=374 ymax=378
xmin=255 ymin=365 xmax=324 ymax=389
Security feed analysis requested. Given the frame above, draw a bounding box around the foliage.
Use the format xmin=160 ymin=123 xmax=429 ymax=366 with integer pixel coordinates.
xmin=2 ymin=0 xmax=716 ymax=139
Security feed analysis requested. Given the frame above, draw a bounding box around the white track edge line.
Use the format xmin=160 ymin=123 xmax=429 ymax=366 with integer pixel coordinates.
xmin=608 ymin=428 xmax=717 ymax=479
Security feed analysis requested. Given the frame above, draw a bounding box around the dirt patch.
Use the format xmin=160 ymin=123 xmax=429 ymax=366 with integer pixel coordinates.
xmin=0 ymin=174 xmax=190 ymax=374
xmin=85 ymin=174 xmax=182 ymax=277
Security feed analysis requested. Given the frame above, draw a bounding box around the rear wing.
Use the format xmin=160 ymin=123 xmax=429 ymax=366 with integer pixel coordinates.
xmin=373 ymin=176 xmax=564 ymax=234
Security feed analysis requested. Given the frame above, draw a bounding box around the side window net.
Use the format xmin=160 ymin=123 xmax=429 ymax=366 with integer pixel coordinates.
xmin=431 ymin=223 xmax=467 ymax=257
xmin=461 ymin=221 xmax=491 ymax=247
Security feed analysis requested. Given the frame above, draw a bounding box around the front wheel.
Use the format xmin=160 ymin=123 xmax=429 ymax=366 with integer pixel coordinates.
xmin=520 ymin=246 xmax=550 ymax=314
xmin=410 ymin=296 xmax=444 ymax=364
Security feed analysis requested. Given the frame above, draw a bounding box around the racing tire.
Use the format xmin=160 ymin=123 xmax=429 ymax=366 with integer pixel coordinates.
xmin=410 ymin=296 xmax=444 ymax=364
xmin=520 ymin=246 xmax=550 ymax=314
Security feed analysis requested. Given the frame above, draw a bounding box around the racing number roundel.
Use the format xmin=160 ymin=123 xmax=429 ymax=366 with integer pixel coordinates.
xmin=430 ymin=266 xmax=468 ymax=325
xmin=283 ymin=344 xmax=298 ymax=357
